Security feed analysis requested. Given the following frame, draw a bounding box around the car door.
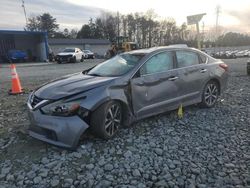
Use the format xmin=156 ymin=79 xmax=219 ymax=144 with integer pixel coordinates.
xmin=175 ymin=50 xmax=209 ymax=104
xmin=130 ymin=51 xmax=180 ymax=118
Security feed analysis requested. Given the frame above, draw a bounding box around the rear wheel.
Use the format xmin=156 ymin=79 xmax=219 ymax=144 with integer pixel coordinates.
xmin=91 ymin=101 xmax=122 ymax=139
xmin=200 ymin=81 xmax=219 ymax=108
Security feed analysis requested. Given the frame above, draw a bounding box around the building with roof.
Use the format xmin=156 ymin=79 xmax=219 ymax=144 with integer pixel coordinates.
xmin=0 ymin=30 xmax=48 ymax=63
xmin=48 ymin=38 xmax=111 ymax=57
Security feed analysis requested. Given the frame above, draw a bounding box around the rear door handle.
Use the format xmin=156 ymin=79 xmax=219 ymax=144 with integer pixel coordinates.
xmin=168 ymin=76 xmax=179 ymax=81
xmin=200 ymin=69 xmax=207 ymax=73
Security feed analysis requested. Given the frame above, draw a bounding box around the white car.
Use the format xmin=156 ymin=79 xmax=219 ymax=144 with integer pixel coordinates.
xmin=56 ymin=48 xmax=85 ymax=63
xmin=235 ymin=50 xmax=247 ymax=58
xmin=244 ymin=50 xmax=250 ymax=57
xmin=83 ymin=50 xmax=95 ymax=59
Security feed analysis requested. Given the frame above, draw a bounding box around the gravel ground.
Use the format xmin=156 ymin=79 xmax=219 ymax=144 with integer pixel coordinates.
xmin=0 ymin=58 xmax=249 ymax=187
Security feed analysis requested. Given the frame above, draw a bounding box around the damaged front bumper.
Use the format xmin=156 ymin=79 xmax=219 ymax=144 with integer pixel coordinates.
xmin=27 ymin=100 xmax=89 ymax=149
xmin=56 ymin=55 xmax=74 ymax=63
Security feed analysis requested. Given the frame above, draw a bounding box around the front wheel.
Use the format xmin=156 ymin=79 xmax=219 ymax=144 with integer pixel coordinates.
xmin=80 ymin=55 xmax=84 ymax=62
xmin=72 ymin=56 xmax=76 ymax=63
xmin=90 ymin=101 xmax=122 ymax=139
xmin=200 ymin=81 xmax=219 ymax=108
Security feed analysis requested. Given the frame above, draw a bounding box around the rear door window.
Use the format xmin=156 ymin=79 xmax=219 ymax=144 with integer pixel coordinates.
xmin=176 ymin=51 xmax=200 ymax=68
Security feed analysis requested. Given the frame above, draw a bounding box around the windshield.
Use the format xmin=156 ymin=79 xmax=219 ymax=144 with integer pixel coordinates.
xmin=87 ymin=53 xmax=144 ymax=77
xmin=83 ymin=50 xmax=91 ymax=53
xmin=63 ymin=49 xmax=75 ymax=52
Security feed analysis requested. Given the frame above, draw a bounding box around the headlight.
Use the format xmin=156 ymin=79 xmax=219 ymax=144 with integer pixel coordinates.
xmin=41 ymin=100 xmax=81 ymax=117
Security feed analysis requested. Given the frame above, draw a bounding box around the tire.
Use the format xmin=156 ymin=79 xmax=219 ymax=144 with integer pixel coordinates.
xmin=200 ymin=81 xmax=219 ymax=108
xmin=90 ymin=101 xmax=122 ymax=139
xmin=80 ymin=55 xmax=84 ymax=62
xmin=72 ymin=56 xmax=76 ymax=63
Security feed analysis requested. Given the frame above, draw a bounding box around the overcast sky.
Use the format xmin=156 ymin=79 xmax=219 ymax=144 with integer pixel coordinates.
xmin=1 ymin=0 xmax=250 ymax=33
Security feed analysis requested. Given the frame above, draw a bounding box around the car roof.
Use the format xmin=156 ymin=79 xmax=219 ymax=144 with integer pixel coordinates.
xmin=128 ymin=45 xmax=197 ymax=55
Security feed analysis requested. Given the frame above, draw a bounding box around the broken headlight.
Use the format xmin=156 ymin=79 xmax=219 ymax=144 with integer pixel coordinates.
xmin=41 ymin=100 xmax=82 ymax=117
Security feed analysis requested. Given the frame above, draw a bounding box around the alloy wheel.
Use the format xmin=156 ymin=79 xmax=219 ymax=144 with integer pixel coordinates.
xmin=104 ymin=104 xmax=121 ymax=136
xmin=204 ymin=83 xmax=218 ymax=106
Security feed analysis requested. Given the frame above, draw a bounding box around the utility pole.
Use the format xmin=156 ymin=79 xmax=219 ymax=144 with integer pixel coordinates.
xmin=21 ymin=0 xmax=28 ymax=26
xmin=195 ymin=22 xmax=201 ymax=49
xmin=117 ymin=11 xmax=120 ymax=46
xmin=214 ymin=5 xmax=221 ymax=52
xmin=215 ymin=5 xmax=221 ymax=45
xmin=202 ymin=22 xmax=205 ymax=46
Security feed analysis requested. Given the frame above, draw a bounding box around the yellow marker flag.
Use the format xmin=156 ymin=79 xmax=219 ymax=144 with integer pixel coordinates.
xmin=178 ymin=104 xmax=183 ymax=119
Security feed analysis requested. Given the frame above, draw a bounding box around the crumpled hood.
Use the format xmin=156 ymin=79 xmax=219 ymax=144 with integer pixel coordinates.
xmin=57 ymin=52 xmax=74 ymax=56
xmin=35 ymin=73 xmax=116 ymax=100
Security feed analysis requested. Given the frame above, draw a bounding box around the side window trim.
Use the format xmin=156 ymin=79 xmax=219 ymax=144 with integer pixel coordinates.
xmin=198 ymin=53 xmax=208 ymax=64
xmin=173 ymin=51 xmax=178 ymax=69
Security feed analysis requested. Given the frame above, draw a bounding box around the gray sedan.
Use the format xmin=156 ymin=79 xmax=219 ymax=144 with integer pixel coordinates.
xmin=27 ymin=46 xmax=228 ymax=149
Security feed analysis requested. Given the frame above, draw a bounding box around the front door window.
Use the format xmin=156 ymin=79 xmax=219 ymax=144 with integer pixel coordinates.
xmin=140 ymin=52 xmax=174 ymax=75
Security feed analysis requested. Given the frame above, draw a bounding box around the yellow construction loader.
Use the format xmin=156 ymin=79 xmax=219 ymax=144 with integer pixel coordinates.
xmin=105 ymin=36 xmax=138 ymax=59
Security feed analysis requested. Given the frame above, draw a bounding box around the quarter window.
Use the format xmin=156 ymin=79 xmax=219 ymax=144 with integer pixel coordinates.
xmin=140 ymin=52 xmax=174 ymax=75
xmin=176 ymin=51 xmax=200 ymax=68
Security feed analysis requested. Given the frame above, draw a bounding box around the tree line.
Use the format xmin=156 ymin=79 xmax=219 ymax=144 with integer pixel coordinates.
xmin=25 ymin=12 xmax=250 ymax=48
xmin=216 ymin=32 xmax=250 ymax=47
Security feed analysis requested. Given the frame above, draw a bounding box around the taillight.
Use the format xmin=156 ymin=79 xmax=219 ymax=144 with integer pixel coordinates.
xmin=219 ymin=63 xmax=228 ymax=71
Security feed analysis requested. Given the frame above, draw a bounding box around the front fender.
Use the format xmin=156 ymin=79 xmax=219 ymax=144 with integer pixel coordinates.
xmin=79 ymin=85 xmax=130 ymax=111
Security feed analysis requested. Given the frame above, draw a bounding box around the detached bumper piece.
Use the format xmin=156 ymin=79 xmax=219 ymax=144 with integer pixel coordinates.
xmin=28 ymin=109 xmax=89 ymax=149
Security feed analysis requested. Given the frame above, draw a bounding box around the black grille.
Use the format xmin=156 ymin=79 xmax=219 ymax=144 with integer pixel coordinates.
xmin=58 ymin=55 xmax=72 ymax=61
xmin=31 ymin=95 xmax=43 ymax=108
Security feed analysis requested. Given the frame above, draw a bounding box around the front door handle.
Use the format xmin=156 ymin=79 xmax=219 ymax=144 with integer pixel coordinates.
xmin=168 ymin=76 xmax=179 ymax=81
xmin=135 ymin=81 xmax=144 ymax=86
xmin=135 ymin=79 xmax=162 ymax=86
xmin=200 ymin=69 xmax=207 ymax=73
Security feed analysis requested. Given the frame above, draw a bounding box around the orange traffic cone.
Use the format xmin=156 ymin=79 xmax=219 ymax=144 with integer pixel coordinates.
xmin=9 ymin=64 xmax=24 ymax=95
